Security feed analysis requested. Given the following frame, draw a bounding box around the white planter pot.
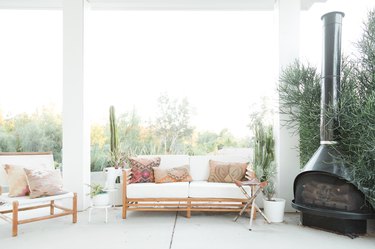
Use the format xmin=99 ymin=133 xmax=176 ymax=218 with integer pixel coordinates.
xmin=113 ymin=182 xmax=123 ymax=206
xmin=90 ymin=171 xmax=123 ymax=206
xmin=263 ymin=198 xmax=286 ymax=223
xmin=104 ymin=167 xmax=122 ymax=190
xmin=92 ymin=193 xmax=110 ymax=206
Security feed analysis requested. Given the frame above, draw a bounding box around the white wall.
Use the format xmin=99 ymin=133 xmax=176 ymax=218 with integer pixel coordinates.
xmin=274 ymin=0 xmax=301 ymax=212
xmin=62 ymin=0 xmax=90 ymax=210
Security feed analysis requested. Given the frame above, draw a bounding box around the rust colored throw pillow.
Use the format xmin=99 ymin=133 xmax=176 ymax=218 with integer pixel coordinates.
xmin=24 ymin=168 xmax=66 ymax=198
xmin=153 ymin=165 xmax=192 ymax=183
xmin=207 ymin=160 xmax=248 ymax=183
xmin=4 ymin=164 xmax=30 ymax=197
xmin=129 ymin=157 xmax=161 ymax=183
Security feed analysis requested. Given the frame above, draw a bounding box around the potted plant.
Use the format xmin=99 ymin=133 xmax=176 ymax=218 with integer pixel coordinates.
xmin=252 ymin=120 xmax=285 ymax=223
xmin=104 ymin=106 xmax=124 ymax=190
xmin=87 ymin=183 xmax=110 ymax=206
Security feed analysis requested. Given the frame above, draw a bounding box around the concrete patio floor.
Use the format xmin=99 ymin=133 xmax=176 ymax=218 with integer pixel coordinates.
xmin=0 ymin=208 xmax=374 ymax=249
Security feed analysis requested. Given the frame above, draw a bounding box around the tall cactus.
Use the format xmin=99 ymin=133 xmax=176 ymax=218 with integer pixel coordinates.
xmin=109 ymin=105 xmax=118 ymax=155
xmin=253 ymin=122 xmax=276 ymax=200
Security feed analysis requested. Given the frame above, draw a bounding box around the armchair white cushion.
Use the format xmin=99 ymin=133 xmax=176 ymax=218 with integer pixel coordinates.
xmin=0 ymin=192 xmax=74 ymax=210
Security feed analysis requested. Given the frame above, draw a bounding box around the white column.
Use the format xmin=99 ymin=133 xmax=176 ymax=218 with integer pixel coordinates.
xmin=274 ymin=0 xmax=301 ymax=212
xmin=63 ymin=0 xmax=90 ymax=210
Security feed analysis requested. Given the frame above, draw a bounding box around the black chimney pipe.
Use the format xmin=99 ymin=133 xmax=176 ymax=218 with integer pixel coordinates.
xmin=320 ymin=11 xmax=344 ymax=143
xmin=301 ymin=11 xmax=350 ymax=180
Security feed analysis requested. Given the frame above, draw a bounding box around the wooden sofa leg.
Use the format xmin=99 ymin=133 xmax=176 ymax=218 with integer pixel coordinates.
xmin=187 ymin=201 xmax=191 ymax=218
xmin=12 ymin=201 xmax=19 ymax=237
xmin=122 ymin=199 xmax=127 ymax=219
xmin=122 ymin=170 xmax=127 ymax=219
xmin=50 ymin=200 xmax=55 ymax=215
xmin=72 ymin=193 xmax=77 ymax=223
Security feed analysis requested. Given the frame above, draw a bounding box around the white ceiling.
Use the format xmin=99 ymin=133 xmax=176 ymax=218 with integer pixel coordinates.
xmin=87 ymin=0 xmax=275 ymax=10
xmin=0 ymin=0 xmax=326 ymax=10
xmin=0 ymin=0 xmax=62 ymax=9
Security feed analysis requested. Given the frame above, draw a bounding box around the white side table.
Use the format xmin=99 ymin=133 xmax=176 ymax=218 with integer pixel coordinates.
xmin=88 ymin=205 xmax=111 ymax=223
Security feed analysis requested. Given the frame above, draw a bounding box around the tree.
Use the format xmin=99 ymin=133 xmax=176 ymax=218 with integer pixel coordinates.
xmin=216 ymin=129 xmax=239 ymax=149
xmin=0 ymin=107 xmax=62 ymax=166
xmin=91 ymin=124 xmax=106 ymax=149
xmin=154 ymin=94 xmax=194 ymax=154
xmin=117 ymin=110 xmax=161 ymax=155
xmin=194 ymin=131 xmax=219 ymax=154
xmin=0 ymin=109 xmax=3 ymax=125
xmin=0 ymin=126 xmax=16 ymax=151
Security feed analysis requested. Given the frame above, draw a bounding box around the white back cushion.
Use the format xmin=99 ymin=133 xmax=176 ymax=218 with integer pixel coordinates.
xmin=0 ymin=153 xmax=54 ymax=187
xmin=189 ymin=155 xmax=250 ymax=181
xmin=136 ymin=155 xmax=189 ymax=169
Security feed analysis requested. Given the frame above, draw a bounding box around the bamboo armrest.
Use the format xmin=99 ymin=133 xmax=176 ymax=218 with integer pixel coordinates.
xmin=245 ymin=167 xmax=256 ymax=181
xmin=123 ymin=169 xmax=132 ymax=185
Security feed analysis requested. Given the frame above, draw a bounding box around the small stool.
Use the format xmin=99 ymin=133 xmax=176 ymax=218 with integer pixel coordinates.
xmin=88 ymin=205 xmax=111 ymax=223
xmin=233 ymin=179 xmax=271 ymax=230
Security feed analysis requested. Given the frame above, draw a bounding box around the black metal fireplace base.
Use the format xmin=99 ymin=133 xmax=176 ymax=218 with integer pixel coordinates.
xmin=300 ymin=212 xmax=367 ymax=236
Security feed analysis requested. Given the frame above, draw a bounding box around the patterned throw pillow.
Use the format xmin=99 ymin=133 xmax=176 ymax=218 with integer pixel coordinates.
xmin=129 ymin=157 xmax=161 ymax=183
xmin=207 ymin=160 xmax=248 ymax=183
xmin=4 ymin=164 xmax=30 ymax=197
xmin=153 ymin=165 xmax=192 ymax=183
xmin=24 ymin=168 xmax=66 ymax=198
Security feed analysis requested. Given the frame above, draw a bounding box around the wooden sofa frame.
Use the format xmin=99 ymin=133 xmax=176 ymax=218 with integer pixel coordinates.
xmin=0 ymin=193 xmax=77 ymax=237
xmin=0 ymin=152 xmax=78 ymax=237
xmin=121 ymin=170 xmax=254 ymax=219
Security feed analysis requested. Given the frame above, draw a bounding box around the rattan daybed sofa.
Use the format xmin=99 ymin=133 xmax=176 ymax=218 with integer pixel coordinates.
xmin=122 ymin=155 xmax=254 ymax=219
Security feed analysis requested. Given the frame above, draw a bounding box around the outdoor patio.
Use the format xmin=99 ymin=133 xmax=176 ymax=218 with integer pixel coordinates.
xmin=1 ymin=0 xmax=375 ymax=247
xmin=0 ymin=209 xmax=374 ymax=248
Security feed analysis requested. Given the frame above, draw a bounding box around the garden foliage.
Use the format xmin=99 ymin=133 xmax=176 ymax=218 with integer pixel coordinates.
xmin=0 ymin=95 xmax=249 ymax=172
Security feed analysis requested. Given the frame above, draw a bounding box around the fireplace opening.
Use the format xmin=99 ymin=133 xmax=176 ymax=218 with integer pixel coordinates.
xmin=293 ymin=171 xmax=375 ymax=236
xmin=294 ymin=172 xmax=373 ymax=216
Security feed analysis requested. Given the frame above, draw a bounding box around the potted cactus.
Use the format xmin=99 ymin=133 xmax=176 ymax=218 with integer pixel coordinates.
xmin=252 ymin=121 xmax=285 ymax=223
xmin=104 ymin=106 xmax=123 ymax=190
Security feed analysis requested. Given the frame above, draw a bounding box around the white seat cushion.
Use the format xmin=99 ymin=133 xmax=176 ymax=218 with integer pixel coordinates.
xmin=127 ymin=182 xmax=189 ymax=198
xmin=0 ymin=192 xmax=74 ymax=209
xmin=189 ymin=181 xmax=251 ymax=199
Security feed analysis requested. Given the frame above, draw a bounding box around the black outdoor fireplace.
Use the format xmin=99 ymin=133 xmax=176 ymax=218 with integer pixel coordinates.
xmin=291 ymin=11 xmax=375 ymax=237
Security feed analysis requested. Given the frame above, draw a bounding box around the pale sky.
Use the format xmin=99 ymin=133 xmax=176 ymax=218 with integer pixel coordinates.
xmin=85 ymin=10 xmax=274 ymax=137
xmin=300 ymin=0 xmax=375 ymax=66
xmin=0 ymin=0 xmax=374 ymax=138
